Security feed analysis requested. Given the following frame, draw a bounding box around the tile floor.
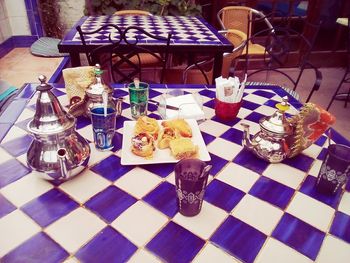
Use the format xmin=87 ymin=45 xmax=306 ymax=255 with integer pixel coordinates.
xmin=0 ymin=48 xmax=349 ymax=140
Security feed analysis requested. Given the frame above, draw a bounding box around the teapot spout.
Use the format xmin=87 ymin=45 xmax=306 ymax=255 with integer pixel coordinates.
xmin=57 ymin=148 xmax=69 ymax=180
xmin=241 ymin=123 xmax=257 ymax=149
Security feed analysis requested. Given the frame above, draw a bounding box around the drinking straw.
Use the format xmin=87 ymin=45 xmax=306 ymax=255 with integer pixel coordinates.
xmin=134 ymin=77 xmax=140 ymax=89
xmin=102 ymin=91 xmax=108 ymax=117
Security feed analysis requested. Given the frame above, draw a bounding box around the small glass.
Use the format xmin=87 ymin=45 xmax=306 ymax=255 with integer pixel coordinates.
xmin=315 ymin=144 xmax=350 ymax=195
xmin=175 ymin=159 xmax=211 ymax=217
xmin=215 ymin=98 xmax=242 ymax=121
xmin=90 ymin=107 xmax=116 ymax=151
xmin=128 ymin=82 xmax=149 ymax=119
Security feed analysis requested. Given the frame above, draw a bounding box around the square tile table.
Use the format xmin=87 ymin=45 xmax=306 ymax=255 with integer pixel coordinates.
xmin=58 ymin=15 xmax=233 ymax=83
xmin=0 ymin=82 xmax=350 ymax=262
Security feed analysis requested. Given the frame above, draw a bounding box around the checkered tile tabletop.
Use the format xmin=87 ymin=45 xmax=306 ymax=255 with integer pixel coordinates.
xmin=62 ymin=15 xmax=229 ymax=46
xmin=0 ymin=83 xmax=350 ymax=262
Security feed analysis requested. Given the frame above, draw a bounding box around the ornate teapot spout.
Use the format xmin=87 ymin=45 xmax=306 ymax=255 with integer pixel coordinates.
xmin=241 ymin=123 xmax=258 ymax=150
xmin=57 ymin=148 xmax=69 ymax=180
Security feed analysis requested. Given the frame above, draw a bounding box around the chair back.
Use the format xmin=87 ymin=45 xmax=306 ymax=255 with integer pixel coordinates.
xmin=76 ymin=24 xmax=172 ymax=84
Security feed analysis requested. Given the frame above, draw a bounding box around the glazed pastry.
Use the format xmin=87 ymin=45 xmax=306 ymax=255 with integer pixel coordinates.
xmin=157 ymin=127 xmax=179 ymax=149
xmin=161 ymin=119 xmax=192 ymax=138
xmin=134 ymin=116 xmax=159 ymax=140
xmin=169 ymin=138 xmax=198 ymax=160
xmin=131 ymin=132 xmax=155 ymax=158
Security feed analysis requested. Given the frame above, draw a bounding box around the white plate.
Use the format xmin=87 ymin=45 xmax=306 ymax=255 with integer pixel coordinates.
xmin=121 ymin=119 xmax=211 ymax=165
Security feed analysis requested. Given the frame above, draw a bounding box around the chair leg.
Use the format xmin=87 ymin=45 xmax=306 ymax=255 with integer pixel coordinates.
xmin=345 ymin=81 xmax=350 ymax=108
xmin=326 ymin=71 xmax=347 ymax=110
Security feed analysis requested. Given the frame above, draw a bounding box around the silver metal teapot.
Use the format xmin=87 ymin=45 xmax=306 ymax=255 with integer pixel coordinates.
xmin=68 ymin=64 xmax=122 ymax=118
xmin=241 ymin=96 xmax=293 ymax=163
xmin=27 ymin=75 xmax=90 ymax=181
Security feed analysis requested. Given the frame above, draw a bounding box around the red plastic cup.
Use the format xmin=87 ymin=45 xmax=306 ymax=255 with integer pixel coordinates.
xmin=215 ymin=98 xmax=242 ymax=121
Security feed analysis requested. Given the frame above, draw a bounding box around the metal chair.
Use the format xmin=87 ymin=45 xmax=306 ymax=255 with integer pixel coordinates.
xmin=76 ymin=24 xmax=172 ymax=83
xmin=217 ymin=6 xmax=274 ymax=56
xmin=244 ymin=18 xmax=322 ymax=103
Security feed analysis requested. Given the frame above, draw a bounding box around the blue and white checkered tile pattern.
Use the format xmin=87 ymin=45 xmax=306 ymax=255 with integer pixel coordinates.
xmin=71 ymin=15 xmax=225 ymax=45
xmin=0 ymin=83 xmax=350 ymax=262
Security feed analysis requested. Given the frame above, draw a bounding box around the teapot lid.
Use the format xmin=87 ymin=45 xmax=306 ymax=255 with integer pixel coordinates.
xmin=28 ymin=75 xmax=75 ymax=135
xmin=259 ymin=96 xmax=293 ymax=135
xmin=86 ymin=64 xmax=111 ymax=96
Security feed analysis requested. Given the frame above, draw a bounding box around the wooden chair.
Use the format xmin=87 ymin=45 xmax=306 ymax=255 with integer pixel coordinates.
xmin=217 ymin=6 xmax=273 ymax=56
xmin=76 ymin=24 xmax=172 ymax=83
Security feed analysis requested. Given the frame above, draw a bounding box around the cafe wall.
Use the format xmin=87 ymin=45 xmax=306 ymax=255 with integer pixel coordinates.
xmin=0 ymin=0 xmax=30 ymax=43
xmin=57 ymin=0 xmax=85 ymax=34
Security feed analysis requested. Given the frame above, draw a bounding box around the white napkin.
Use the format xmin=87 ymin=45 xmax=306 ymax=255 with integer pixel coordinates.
xmin=164 ymin=94 xmax=205 ymax=120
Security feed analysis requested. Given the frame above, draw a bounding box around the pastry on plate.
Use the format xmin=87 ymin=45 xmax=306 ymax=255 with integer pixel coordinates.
xmin=161 ymin=119 xmax=192 ymax=138
xmin=169 ymin=138 xmax=198 ymax=159
xmin=134 ymin=116 xmax=159 ymax=139
xmin=157 ymin=127 xmax=179 ymax=149
xmin=131 ymin=132 xmax=155 ymax=158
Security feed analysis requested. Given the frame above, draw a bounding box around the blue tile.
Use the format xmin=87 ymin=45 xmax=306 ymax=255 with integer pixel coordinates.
xmin=0 ymin=193 xmax=16 ymax=219
xmin=116 ymin=116 xmax=129 ymax=129
xmin=0 ymin=123 xmax=12 ymax=143
xmin=146 ymin=221 xmax=205 ymax=263
xmin=199 ymin=88 xmax=215 ymax=98
xmin=330 ymin=211 xmax=350 ymax=243
xmin=143 ymin=181 xmax=178 ymax=217
xmin=330 ymin=129 xmax=350 ymax=147
xmin=149 ymin=89 xmax=162 ymax=98
xmin=245 ymin=112 xmax=266 ymax=123
xmin=299 ymin=176 xmax=341 ymax=208
xmin=16 ymin=83 xmax=36 ymax=99
xmin=111 ymin=132 xmax=123 ymax=152
xmin=314 ymin=135 xmax=327 ymax=147
xmin=2 ymin=232 xmax=69 ymax=263
xmin=211 ymin=216 xmax=266 ymax=263
xmin=249 ymin=176 xmax=294 ymax=209
xmin=346 ymin=179 xmax=350 ymax=191
xmin=148 ymin=112 xmax=162 ymax=120
xmin=263 ymin=99 xmax=279 ymax=108
xmin=85 ymin=185 xmax=136 ymax=223
xmin=15 ymin=118 xmax=31 ymax=132
xmin=253 ymin=90 xmax=275 ymax=98
xmin=220 ymin=128 xmax=244 ymax=145
xmin=207 ymin=153 xmax=228 ymax=176
xmin=317 ymin=148 xmax=327 ymax=161
xmin=1 ymin=134 xmax=33 ymax=157
xmin=0 ymin=159 xmax=30 ymax=188
xmin=233 ymin=148 xmax=269 ymax=174
xmin=0 ymin=99 xmax=28 ymax=124
xmin=204 ymin=179 xmax=245 ymax=212
xmin=201 ymin=131 xmax=216 ymax=146
xmin=76 ymin=226 xmax=137 ymax=263
xmin=203 ymin=98 xmax=215 ymax=109
xmin=141 ymin=163 xmax=175 ymax=178
xmin=76 ymin=116 xmax=91 ymax=130
xmin=113 ymin=88 xmax=128 ymax=98
xmin=282 ymin=153 xmax=314 ymax=172
xmin=148 ymin=102 xmax=158 ymax=112
xmin=211 ymin=114 xmax=241 ymax=126
xmin=90 ymin=155 xmax=133 ymax=181
xmin=21 ymin=189 xmax=79 ymax=227
xmin=272 ymin=213 xmax=325 ymax=260
xmin=241 ymin=100 xmax=260 ymax=110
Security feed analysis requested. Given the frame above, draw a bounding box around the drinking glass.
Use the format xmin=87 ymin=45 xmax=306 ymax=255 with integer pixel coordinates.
xmin=128 ymin=82 xmax=149 ymax=119
xmin=315 ymin=144 xmax=350 ymax=194
xmin=90 ymin=107 xmax=116 ymax=151
xmin=214 ymin=98 xmax=242 ymax=121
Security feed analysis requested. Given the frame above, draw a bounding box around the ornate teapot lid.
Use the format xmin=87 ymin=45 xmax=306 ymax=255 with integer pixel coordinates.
xmin=259 ymin=96 xmax=293 ymax=136
xmin=86 ymin=64 xmax=112 ymax=96
xmin=28 ymin=75 xmax=75 ymax=135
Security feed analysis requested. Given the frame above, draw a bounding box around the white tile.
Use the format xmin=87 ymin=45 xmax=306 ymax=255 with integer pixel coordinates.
xmin=16 ymin=108 xmax=34 ymax=123
xmin=0 ymin=172 xmax=53 ymax=206
xmin=255 ymin=238 xmax=312 ymax=263
xmin=15 ymin=152 xmax=29 ymax=167
xmin=111 ymin=201 xmax=168 ymax=246
xmin=232 ymin=194 xmax=283 ymax=235
xmin=236 ymin=107 xmax=252 ymax=119
xmin=165 ymin=171 xmax=175 ymax=185
xmin=202 ymin=106 xmax=215 ymax=120
xmin=206 ymin=138 xmax=242 ymax=161
xmin=193 ymin=243 xmax=240 ymax=263
xmin=127 ymin=248 xmax=162 ymax=263
xmin=302 ymin=144 xmax=322 ymax=159
xmin=9 ymin=16 xmax=30 ymax=35
xmin=115 ymin=167 xmax=162 ymax=199
xmin=244 ymin=93 xmax=270 ymax=105
xmin=317 ymin=235 xmax=350 ymax=263
xmin=77 ymin=125 xmax=94 ymax=142
xmin=338 ymin=192 xmax=350 ymax=216
xmin=0 ymin=147 xmax=13 ymax=164
xmin=1 ymin=125 xmax=27 ymax=143
xmin=173 ymin=201 xmax=227 ymax=239
xmin=234 ymin=119 xmax=260 ymax=135
xmin=46 ymin=208 xmax=105 ymax=253
xmin=0 ymin=210 xmax=41 ymax=257
xmin=308 ymin=159 xmax=322 ymax=178
xmin=63 ymin=257 xmax=79 ymax=263
xmin=263 ymin=163 xmax=305 ymax=189
xmin=254 ymin=105 xmax=277 ymax=116
xmin=87 ymin=143 xmax=113 ymax=166
xmin=286 ymin=192 xmax=334 ymax=231
xmin=199 ymin=119 xmax=230 ymax=137
xmin=216 ymin=162 xmax=259 ymax=192
xmin=59 ymin=170 xmax=110 ymax=203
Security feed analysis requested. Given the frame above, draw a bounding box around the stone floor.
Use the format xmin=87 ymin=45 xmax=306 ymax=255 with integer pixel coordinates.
xmin=0 ymin=48 xmax=349 ymax=140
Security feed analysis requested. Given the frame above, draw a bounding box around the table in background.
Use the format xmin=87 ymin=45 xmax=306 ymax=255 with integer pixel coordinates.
xmin=58 ymin=15 xmax=233 ymax=83
xmin=0 ymin=83 xmax=350 ymax=262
